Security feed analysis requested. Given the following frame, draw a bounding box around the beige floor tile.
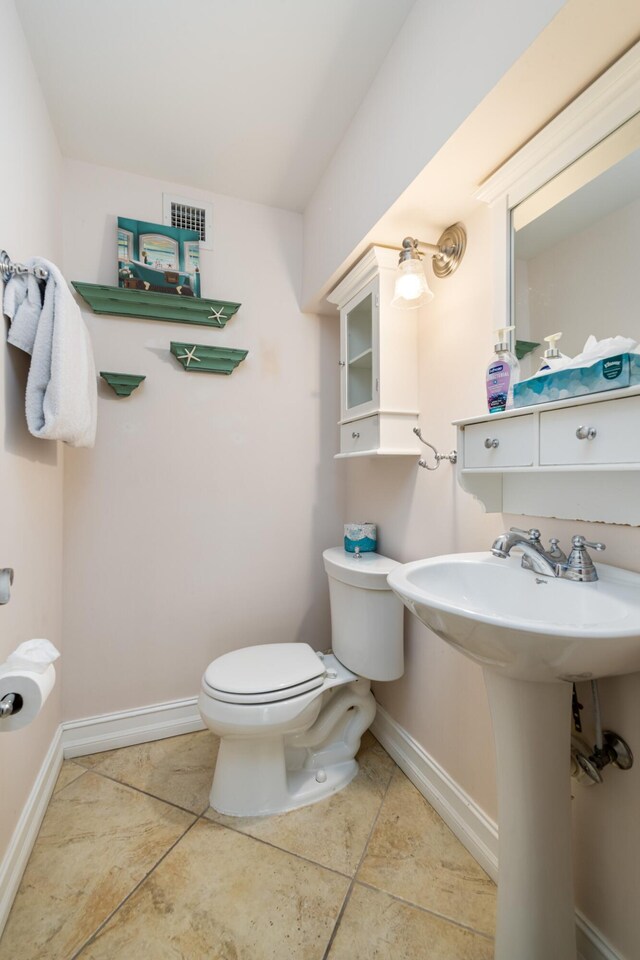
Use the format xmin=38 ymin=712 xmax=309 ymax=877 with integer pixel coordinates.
xmin=78 ymin=818 xmax=350 ymax=960
xmin=0 ymin=772 xmax=194 ymax=960
xmin=53 ymin=760 xmax=86 ymax=794
xmin=77 ymin=730 xmax=218 ymax=814
xmin=357 ymin=770 xmax=496 ymax=937
xmin=327 ymin=883 xmax=493 ymax=960
xmin=205 ymin=731 xmax=395 ymax=875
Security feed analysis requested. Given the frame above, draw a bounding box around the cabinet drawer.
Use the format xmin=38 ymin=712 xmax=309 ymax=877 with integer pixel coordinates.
xmin=340 ymin=415 xmax=379 ymax=454
xmin=540 ymin=396 xmax=640 ymax=465
xmin=465 ymin=415 xmax=534 ymax=468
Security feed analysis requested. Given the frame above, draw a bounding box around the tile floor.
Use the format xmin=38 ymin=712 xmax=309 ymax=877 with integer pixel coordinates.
xmin=0 ymin=730 xmax=496 ymax=959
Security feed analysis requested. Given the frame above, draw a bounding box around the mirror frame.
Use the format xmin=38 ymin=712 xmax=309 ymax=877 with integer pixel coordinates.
xmin=475 ymin=39 xmax=640 ymax=354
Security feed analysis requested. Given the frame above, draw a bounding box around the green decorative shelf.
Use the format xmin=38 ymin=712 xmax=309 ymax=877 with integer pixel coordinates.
xmin=515 ymin=339 xmax=541 ymax=360
xmin=100 ymin=372 xmax=146 ymax=397
xmin=170 ymin=342 xmax=248 ymax=375
xmin=72 ymin=282 xmax=241 ymax=328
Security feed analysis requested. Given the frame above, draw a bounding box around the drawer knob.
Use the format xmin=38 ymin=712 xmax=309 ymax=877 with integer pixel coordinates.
xmin=352 ymin=431 xmax=360 ymax=439
xmin=576 ymin=425 xmax=597 ymax=441
xmin=484 ymin=438 xmax=499 ymax=449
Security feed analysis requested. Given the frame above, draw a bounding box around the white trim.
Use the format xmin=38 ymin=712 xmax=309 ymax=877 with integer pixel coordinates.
xmin=371 ymin=705 xmax=624 ymax=960
xmin=576 ymin=911 xmax=623 ymax=960
xmin=327 ymin=246 xmax=397 ymax=307
xmin=0 ymin=726 xmax=63 ymax=935
xmin=476 ymin=39 xmax=640 ymax=207
xmin=371 ymin=705 xmax=498 ymax=880
xmin=61 ymin=696 xmax=204 ymax=758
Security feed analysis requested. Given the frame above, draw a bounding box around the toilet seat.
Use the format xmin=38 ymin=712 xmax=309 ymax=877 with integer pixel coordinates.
xmin=203 ymin=642 xmax=326 ymax=705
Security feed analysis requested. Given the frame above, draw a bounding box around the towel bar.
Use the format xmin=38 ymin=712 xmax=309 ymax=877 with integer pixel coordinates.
xmin=0 ymin=250 xmax=49 ymax=282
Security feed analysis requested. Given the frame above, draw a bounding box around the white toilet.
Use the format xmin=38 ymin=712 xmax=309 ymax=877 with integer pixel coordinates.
xmin=198 ymin=547 xmax=404 ymax=817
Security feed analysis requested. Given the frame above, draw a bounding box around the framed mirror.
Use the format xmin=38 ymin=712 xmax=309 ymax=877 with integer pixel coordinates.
xmin=512 ymin=110 xmax=640 ymax=378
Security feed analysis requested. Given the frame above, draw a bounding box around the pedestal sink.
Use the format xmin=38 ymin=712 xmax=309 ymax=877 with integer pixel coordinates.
xmin=387 ymin=552 xmax=640 ymax=960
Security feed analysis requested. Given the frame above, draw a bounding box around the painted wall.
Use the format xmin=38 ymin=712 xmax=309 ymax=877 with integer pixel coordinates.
xmin=301 ymin=0 xmax=567 ymax=308
xmin=342 ymin=202 xmax=640 ymax=958
xmin=0 ymin=0 xmax=64 ymax=869
xmin=61 ymin=160 xmax=342 ymax=720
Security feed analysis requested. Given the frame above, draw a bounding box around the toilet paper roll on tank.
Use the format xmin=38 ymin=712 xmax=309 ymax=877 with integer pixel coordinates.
xmin=344 ymin=523 xmax=377 ymax=553
xmin=0 ymin=639 xmax=60 ymax=732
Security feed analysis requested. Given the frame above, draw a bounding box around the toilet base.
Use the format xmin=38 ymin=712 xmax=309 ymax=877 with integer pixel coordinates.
xmin=211 ymin=735 xmax=359 ymax=816
xmin=207 ymin=676 xmax=376 ymax=817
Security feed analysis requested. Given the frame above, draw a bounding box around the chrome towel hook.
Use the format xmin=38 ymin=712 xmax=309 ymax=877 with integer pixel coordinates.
xmin=414 ymin=427 xmax=457 ymax=471
xmin=0 ymin=250 xmax=49 ymax=283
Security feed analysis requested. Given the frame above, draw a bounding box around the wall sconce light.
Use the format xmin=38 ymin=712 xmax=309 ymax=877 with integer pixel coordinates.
xmin=392 ymin=222 xmax=467 ymax=308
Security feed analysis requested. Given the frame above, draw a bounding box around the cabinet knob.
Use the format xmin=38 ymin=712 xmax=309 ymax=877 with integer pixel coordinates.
xmin=352 ymin=431 xmax=360 ymax=439
xmin=576 ymin=425 xmax=597 ymax=440
xmin=484 ymin=438 xmax=499 ymax=449
xmin=338 ymin=360 xmax=345 ymax=367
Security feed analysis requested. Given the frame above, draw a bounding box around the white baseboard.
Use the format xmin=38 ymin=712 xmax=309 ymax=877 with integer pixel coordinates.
xmin=61 ymin=696 xmax=204 ymax=758
xmin=0 ymin=725 xmax=63 ymax=935
xmin=371 ymin=705 xmax=624 ymax=960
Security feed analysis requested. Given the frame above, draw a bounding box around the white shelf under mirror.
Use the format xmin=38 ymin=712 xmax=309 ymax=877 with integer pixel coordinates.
xmin=455 ymin=385 xmax=640 ymax=525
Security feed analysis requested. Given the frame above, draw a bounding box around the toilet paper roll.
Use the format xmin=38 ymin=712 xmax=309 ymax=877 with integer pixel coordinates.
xmin=344 ymin=522 xmax=377 ymax=554
xmin=0 ymin=665 xmax=56 ymax=732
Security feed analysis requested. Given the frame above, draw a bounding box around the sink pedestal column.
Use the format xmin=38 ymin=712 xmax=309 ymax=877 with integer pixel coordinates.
xmin=484 ymin=670 xmax=576 ymax=960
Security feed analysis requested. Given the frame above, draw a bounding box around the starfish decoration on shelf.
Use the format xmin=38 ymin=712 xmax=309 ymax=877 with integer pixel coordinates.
xmin=207 ymin=307 xmax=226 ymax=325
xmin=177 ymin=345 xmax=201 ymax=366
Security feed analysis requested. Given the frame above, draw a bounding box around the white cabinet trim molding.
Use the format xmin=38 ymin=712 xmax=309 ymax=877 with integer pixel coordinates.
xmin=476 ymin=39 xmax=640 ymax=208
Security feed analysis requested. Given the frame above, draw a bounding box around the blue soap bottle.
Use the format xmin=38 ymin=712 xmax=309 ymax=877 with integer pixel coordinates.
xmin=486 ymin=326 xmax=520 ymax=413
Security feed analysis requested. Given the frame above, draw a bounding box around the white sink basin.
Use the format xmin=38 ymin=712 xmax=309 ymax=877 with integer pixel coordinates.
xmin=387 ymin=551 xmax=640 ymax=682
xmin=387 ymin=550 xmax=640 ymax=960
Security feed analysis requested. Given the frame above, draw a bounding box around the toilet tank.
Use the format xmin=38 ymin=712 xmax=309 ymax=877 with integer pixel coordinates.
xmin=322 ymin=547 xmax=404 ymax=681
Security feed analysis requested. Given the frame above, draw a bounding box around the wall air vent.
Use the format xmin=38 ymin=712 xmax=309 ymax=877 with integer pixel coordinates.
xmin=163 ymin=194 xmax=213 ymax=251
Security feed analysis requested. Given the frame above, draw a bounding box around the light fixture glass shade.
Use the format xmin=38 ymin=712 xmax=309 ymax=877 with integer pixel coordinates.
xmin=392 ymin=258 xmax=435 ymax=308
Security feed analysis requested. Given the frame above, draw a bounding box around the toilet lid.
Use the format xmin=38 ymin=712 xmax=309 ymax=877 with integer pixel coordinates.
xmin=203 ymin=643 xmax=326 ymax=703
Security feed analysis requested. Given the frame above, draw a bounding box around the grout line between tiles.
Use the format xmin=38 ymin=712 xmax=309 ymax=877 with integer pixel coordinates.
xmin=70 ymin=816 xmax=200 ymax=959
xmin=354 ymin=879 xmax=495 ymax=942
xmin=204 ymin=815 xmax=353 ymax=882
xmin=73 ymin=765 xmax=210 ymax=818
xmin=320 ymin=765 xmax=396 ymax=960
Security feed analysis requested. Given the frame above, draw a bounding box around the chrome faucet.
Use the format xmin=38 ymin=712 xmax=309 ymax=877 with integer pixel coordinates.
xmin=491 ymin=528 xmax=606 ymax=582
xmin=491 ymin=527 xmax=560 ymax=577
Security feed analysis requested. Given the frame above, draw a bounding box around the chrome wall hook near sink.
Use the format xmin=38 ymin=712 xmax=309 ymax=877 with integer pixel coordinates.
xmin=413 ymin=427 xmax=457 ymax=471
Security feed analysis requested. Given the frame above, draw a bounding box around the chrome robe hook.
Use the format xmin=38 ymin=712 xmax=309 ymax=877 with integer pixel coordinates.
xmin=413 ymin=427 xmax=457 ymax=471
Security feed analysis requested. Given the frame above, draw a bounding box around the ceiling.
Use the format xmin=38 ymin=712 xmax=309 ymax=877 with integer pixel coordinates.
xmin=16 ymin=0 xmax=414 ymax=212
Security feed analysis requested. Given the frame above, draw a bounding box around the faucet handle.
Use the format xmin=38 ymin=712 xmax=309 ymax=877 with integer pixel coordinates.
xmin=571 ymin=535 xmax=606 ymax=552
xmin=509 ymin=526 xmax=541 ymax=542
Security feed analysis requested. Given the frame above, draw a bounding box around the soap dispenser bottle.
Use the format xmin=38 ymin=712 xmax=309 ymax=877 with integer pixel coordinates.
xmin=537 ymin=332 xmax=567 ymax=373
xmin=486 ymin=326 xmax=520 ymax=413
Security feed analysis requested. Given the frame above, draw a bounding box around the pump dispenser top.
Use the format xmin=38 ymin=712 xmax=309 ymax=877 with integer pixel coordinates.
xmin=537 ymin=332 xmax=568 ymax=373
xmin=494 ymin=326 xmax=515 ymax=351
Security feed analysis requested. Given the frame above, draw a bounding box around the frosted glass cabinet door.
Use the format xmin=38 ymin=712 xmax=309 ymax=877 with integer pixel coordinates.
xmin=341 ymin=279 xmax=378 ymax=420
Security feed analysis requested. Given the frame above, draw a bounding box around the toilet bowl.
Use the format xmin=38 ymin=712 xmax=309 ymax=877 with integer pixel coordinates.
xmin=198 ymin=547 xmax=404 ymax=817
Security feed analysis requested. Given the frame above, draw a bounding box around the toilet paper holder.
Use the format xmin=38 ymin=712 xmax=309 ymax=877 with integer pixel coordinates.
xmin=0 ymin=693 xmax=22 ymax=718
xmin=0 ymin=567 xmax=14 ymax=605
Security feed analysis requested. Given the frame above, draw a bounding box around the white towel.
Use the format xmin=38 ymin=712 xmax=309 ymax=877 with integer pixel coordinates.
xmin=3 ymin=257 xmax=97 ymax=447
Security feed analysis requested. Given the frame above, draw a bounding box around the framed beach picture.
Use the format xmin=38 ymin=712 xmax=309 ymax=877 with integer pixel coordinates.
xmin=117 ymin=216 xmax=201 ymax=297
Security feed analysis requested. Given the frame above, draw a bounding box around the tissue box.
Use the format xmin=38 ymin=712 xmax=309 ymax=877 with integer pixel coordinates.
xmin=513 ymin=353 xmax=640 ymax=408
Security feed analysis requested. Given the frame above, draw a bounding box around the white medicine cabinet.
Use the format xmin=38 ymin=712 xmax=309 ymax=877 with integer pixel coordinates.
xmin=461 ymin=40 xmax=640 ymax=525
xmin=328 ymin=246 xmax=420 ymax=458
